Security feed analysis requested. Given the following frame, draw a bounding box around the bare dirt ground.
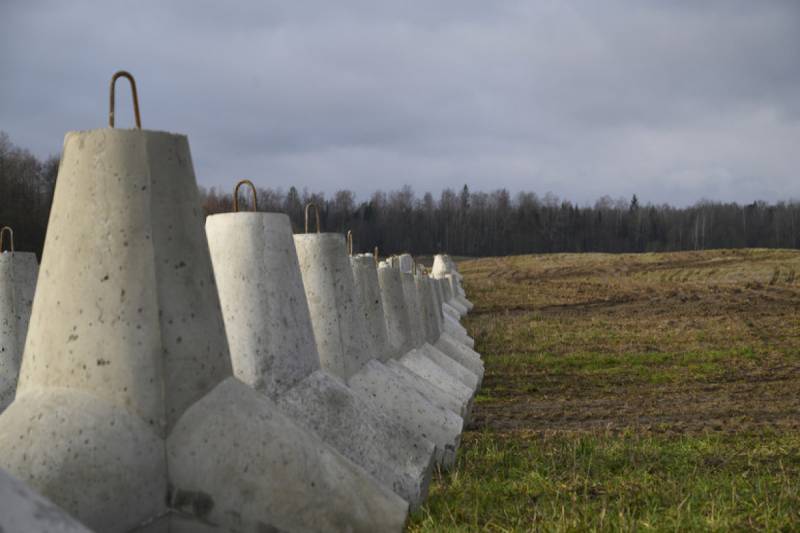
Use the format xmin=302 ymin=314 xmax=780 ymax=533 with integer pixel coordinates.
xmin=460 ymin=249 xmax=800 ymax=437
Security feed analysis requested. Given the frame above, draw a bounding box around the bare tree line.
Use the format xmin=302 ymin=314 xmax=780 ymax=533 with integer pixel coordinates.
xmin=1 ymin=131 xmax=798 ymax=258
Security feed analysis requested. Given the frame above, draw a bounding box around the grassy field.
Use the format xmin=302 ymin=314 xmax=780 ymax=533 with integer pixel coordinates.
xmin=409 ymin=249 xmax=800 ymax=532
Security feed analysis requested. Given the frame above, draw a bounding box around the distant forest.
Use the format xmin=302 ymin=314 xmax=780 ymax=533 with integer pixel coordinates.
xmin=2 ymin=132 xmax=799 ymax=259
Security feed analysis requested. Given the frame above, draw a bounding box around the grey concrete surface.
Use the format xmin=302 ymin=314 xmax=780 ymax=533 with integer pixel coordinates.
xmin=168 ymin=377 xmax=409 ymax=532
xmin=295 ymin=234 xmax=470 ymax=469
xmin=206 ymin=212 xmax=320 ymax=399
xmin=435 ymin=332 xmax=485 ymax=381
xmin=377 ymin=263 xmax=415 ymax=357
xmin=0 ymin=466 xmax=93 ymax=533
xmin=279 ymin=370 xmax=435 ymax=508
xmin=351 ymin=253 xmax=392 ymax=362
xmin=398 ymin=348 xmax=474 ymax=406
xmin=348 ymin=359 xmax=463 ymax=468
xmin=295 ymin=233 xmax=372 ymax=379
xmin=0 ymin=251 xmax=37 ymax=412
xmin=208 ymin=215 xmax=435 ymax=507
xmin=0 ymin=128 xmax=409 ymax=532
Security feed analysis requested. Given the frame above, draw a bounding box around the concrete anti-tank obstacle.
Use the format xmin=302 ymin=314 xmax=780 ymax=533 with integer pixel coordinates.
xmin=350 ymin=253 xmax=393 ymax=362
xmin=447 ymin=272 xmax=475 ymax=311
xmin=0 ymin=227 xmax=38 ymax=412
xmin=377 ymin=261 xmax=416 ymax=357
xmin=432 ymin=253 xmax=463 ymax=282
xmin=294 ymin=226 xmax=372 ymax=379
xmin=431 ymin=253 xmax=454 ymax=279
xmin=295 ymin=229 xmax=465 ymax=467
xmin=0 ymin=72 xmax=407 ymax=533
xmin=0 ymin=466 xmax=93 ymax=533
xmin=206 ymin=194 xmax=434 ymax=509
xmin=398 ymin=268 xmax=483 ymax=391
xmin=437 ymin=278 xmax=471 ymax=333
xmin=397 ymin=253 xmax=415 ymax=274
xmin=392 ymin=270 xmax=472 ymax=416
xmin=393 ymin=271 xmax=476 ymax=406
xmin=365 ymin=262 xmax=467 ymax=461
xmin=409 ymin=273 xmax=478 ymax=397
xmin=425 ymin=278 xmax=479 ymax=389
xmin=432 ymin=276 xmax=475 ymax=348
xmin=349 ymin=254 xmax=465 ymax=467
xmin=422 ymin=259 xmax=483 ymax=382
xmin=433 ymin=254 xmax=474 ymax=310
xmin=398 ymin=276 xmax=477 ymax=401
xmin=440 ymin=277 xmax=468 ymax=317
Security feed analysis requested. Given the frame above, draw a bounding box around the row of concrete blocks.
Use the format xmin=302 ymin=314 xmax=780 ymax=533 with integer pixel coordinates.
xmin=0 ymin=128 xmax=480 ymax=532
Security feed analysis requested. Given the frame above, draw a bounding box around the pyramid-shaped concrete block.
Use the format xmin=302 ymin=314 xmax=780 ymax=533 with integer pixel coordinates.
xmin=0 ymin=123 xmax=407 ymax=532
xmin=0 ymin=245 xmax=37 ymax=412
xmin=294 ymin=233 xmax=372 ymax=380
xmin=377 ymin=262 xmax=416 ymax=357
xmin=351 ymin=253 xmax=393 ymax=362
xmin=207 ymin=211 xmax=434 ymax=508
xmin=296 ymin=236 xmax=465 ymax=468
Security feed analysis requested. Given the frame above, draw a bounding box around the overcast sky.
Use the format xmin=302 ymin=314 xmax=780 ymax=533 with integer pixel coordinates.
xmin=2 ymin=1 xmax=799 ymax=206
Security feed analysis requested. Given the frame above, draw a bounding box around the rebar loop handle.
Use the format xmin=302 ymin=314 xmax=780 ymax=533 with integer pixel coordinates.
xmin=0 ymin=226 xmax=13 ymax=253
xmin=109 ymin=70 xmax=142 ymax=128
xmin=373 ymin=246 xmax=379 ymax=263
xmin=346 ymin=230 xmax=353 ymax=255
xmin=304 ymin=202 xmax=321 ymax=233
xmin=233 ymin=179 xmax=258 ymax=212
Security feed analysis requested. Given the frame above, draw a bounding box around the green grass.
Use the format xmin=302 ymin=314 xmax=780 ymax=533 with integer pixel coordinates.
xmin=411 ymin=431 xmax=800 ymax=532
xmin=407 ymin=250 xmax=800 ymax=531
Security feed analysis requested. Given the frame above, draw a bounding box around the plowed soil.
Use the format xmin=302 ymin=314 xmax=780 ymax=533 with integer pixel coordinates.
xmin=461 ymin=249 xmax=800 ymax=436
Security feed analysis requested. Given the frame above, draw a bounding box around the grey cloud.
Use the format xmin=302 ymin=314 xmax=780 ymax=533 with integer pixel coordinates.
xmin=1 ymin=0 xmax=799 ymax=206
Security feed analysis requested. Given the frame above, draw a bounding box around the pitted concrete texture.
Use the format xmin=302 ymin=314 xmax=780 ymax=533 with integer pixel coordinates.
xmin=425 ymin=280 xmax=478 ymax=377
xmin=0 ymin=466 xmax=93 ymax=533
xmin=168 ymin=377 xmax=409 ymax=532
xmin=0 ymin=387 xmax=166 ymax=531
xmin=351 ymin=254 xmax=392 ymax=362
xmin=208 ymin=214 xmax=434 ymax=508
xmin=436 ymin=332 xmax=485 ymax=382
xmin=400 ymin=273 xmax=426 ymax=347
xmin=444 ymin=314 xmax=475 ymax=348
xmin=279 ymin=370 xmax=435 ymax=508
xmin=206 ymin=212 xmax=319 ymax=399
xmin=295 ymin=233 xmax=372 ymax=379
xmin=0 ymin=251 xmax=37 ymax=411
xmin=435 ymin=280 xmax=474 ymax=346
xmin=0 ymin=128 xmax=409 ymax=532
xmin=397 ymin=273 xmax=477 ymax=404
xmin=398 ymin=349 xmax=473 ymax=406
xmin=415 ymin=276 xmax=441 ymax=345
xmin=349 ymin=359 xmax=463 ymax=469
xmin=413 ymin=278 xmax=478 ymax=394
xmin=383 ymin=359 xmax=468 ymax=418
xmin=14 ymin=129 xmax=231 ymax=432
xmin=377 ymin=264 xmax=415 ymax=357
xmin=417 ymin=342 xmax=478 ymax=391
